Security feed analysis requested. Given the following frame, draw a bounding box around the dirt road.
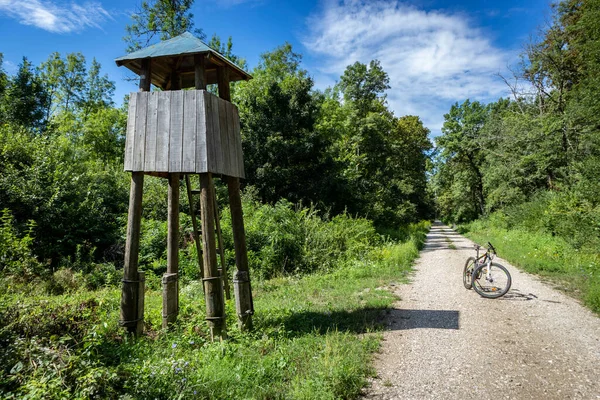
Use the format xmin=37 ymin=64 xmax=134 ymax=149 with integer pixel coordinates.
xmin=365 ymin=222 xmax=600 ymax=399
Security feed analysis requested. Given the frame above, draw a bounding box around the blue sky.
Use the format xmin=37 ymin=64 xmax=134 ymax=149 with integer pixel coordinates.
xmin=0 ymin=0 xmax=552 ymax=135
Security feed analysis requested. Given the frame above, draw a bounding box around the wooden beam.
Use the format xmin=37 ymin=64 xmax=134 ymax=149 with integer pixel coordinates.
xmin=217 ymin=67 xmax=231 ymax=102
xmin=194 ymin=54 xmax=207 ymax=90
xmin=170 ymin=70 xmax=181 ymax=91
xmin=227 ymin=177 xmax=254 ymax=331
xmin=185 ymin=175 xmax=204 ymax=278
xmin=200 ymin=173 xmax=226 ymax=340
xmin=139 ymin=58 xmax=152 ymax=92
xmin=120 ymin=172 xmax=144 ymax=334
xmin=212 ymin=182 xmax=230 ymax=300
xmin=164 ymin=173 xmax=180 ymax=327
xmin=136 ymin=271 xmax=145 ymax=336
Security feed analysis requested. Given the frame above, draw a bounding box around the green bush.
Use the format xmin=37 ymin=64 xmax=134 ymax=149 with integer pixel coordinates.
xmin=85 ymin=263 xmax=120 ymax=290
xmin=485 ymin=191 xmax=600 ymax=251
xmin=0 ymin=209 xmax=40 ymax=279
xmin=45 ymin=268 xmax=86 ymax=295
xmin=219 ymin=196 xmax=384 ymax=280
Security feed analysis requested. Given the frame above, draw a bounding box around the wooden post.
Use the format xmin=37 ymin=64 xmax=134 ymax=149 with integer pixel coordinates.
xmin=120 ymin=58 xmax=150 ymax=335
xmin=200 ymin=173 xmax=226 ymax=340
xmin=170 ymin=70 xmax=181 ymax=91
xmin=217 ymin=67 xmax=254 ymax=330
xmin=120 ymin=172 xmax=144 ymax=334
xmin=139 ymin=58 xmax=152 ymax=92
xmin=163 ymin=173 xmax=180 ymax=327
xmin=136 ymin=271 xmax=145 ymax=336
xmin=217 ymin=66 xmax=231 ymax=101
xmin=218 ymin=65 xmax=254 ymax=330
xmin=162 ymin=272 xmax=178 ymax=327
xmin=195 ymin=54 xmax=206 ymax=90
xmin=228 ymin=177 xmax=254 ymax=330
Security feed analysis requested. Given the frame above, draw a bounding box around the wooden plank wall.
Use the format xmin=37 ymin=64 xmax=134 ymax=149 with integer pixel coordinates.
xmin=125 ymin=90 xmax=245 ymax=178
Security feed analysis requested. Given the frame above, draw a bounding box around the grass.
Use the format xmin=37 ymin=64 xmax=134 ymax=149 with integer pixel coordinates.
xmin=460 ymin=219 xmax=600 ymax=314
xmin=0 ymin=222 xmax=430 ymax=399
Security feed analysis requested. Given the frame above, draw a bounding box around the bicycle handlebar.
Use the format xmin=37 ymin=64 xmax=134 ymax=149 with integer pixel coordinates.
xmin=487 ymin=242 xmax=496 ymax=254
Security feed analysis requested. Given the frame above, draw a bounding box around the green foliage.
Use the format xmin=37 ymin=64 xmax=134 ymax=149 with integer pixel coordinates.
xmin=0 ymin=58 xmax=49 ymax=131
xmin=39 ymin=52 xmax=116 ymax=123
xmin=321 ymin=61 xmax=433 ymax=225
xmin=339 ymin=60 xmax=390 ymax=116
xmin=235 ymin=44 xmax=340 ymax=209
xmin=0 ymin=123 xmax=129 ymax=270
xmin=0 ymin=54 xmax=7 ymax=96
xmin=45 ymin=268 xmax=86 ymax=295
xmin=219 ymin=194 xmax=382 ymax=280
xmin=0 ymin=209 xmax=40 ymax=279
xmin=80 ymin=107 xmax=126 ymax=162
xmin=433 ymin=99 xmax=488 ymax=223
xmin=0 ymin=222 xmax=430 ymax=399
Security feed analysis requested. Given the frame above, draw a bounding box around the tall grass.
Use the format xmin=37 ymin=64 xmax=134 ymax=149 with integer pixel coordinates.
xmin=0 ymin=200 xmax=430 ymax=399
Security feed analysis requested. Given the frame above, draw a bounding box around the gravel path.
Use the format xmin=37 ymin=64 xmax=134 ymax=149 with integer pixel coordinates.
xmin=365 ymin=222 xmax=600 ymax=400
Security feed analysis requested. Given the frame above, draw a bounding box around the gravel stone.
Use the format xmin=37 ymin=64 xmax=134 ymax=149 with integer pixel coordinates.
xmin=364 ymin=222 xmax=600 ymax=400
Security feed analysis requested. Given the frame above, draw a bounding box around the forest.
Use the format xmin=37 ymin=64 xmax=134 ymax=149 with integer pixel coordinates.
xmin=1 ymin=0 xmax=599 ymax=397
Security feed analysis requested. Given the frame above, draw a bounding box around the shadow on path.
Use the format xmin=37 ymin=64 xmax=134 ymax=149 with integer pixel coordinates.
xmin=499 ymin=289 xmax=538 ymax=301
xmin=385 ymin=309 xmax=460 ymax=330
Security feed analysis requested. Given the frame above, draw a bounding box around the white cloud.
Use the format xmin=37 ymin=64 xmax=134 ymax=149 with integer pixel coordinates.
xmin=303 ymin=0 xmax=513 ymax=135
xmin=0 ymin=0 xmax=110 ymax=33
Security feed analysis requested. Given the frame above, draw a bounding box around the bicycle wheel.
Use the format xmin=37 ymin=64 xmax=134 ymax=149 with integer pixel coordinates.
xmin=472 ymin=262 xmax=511 ymax=298
xmin=463 ymin=257 xmax=476 ymax=289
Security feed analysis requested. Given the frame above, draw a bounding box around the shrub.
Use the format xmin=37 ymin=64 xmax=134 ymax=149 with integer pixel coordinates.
xmin=46 ymin=268 xmax=86 ymax=295
xmin=219 ymin=195 xmax=385 ymax=280
xmin=85 ymin=263 xmax=120 ymax=290
xmin=0 ymin=209 xmax=40 ymax=279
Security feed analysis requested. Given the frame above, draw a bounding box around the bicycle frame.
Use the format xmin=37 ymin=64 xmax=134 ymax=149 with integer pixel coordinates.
xmin=474 ymin=246 xmax=494 ymax=282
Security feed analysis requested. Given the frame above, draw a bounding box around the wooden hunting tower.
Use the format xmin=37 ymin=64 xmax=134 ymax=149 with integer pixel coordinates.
xmin=115 ymin=32 xmax=254 ymax=339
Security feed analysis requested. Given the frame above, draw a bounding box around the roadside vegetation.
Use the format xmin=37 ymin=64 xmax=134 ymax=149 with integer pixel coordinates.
xmin=0 ymin=205 xmax=429 ymax=398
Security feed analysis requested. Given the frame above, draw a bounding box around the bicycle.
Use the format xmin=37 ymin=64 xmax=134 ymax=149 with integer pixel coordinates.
xmin=463 ymin=242 xmax=511 ymax=298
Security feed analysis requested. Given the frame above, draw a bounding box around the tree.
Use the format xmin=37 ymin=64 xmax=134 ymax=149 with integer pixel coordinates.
xmin=0 ymin=58 xmax=49 ymax=131
xmin=235 ymin=44 xmax=338 ymax=208
xmin=339 ymin=60 xmax=390 ymax=116
xmin=124 ymin=0 xmax=205 ymax=52
xmin=435 ymin=100 xmax=488 ymax=219
xmin=393 ymin=116 xmax=433 ymax=218
xmin=39 ymin=52 xmax=87 ymax=116
xmin=79 ymin=58 xmax=115 ymax=119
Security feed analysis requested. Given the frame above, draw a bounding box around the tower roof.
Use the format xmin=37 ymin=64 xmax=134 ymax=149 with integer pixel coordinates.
xmin=115 ymin=32 xmax=251 ymax=89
